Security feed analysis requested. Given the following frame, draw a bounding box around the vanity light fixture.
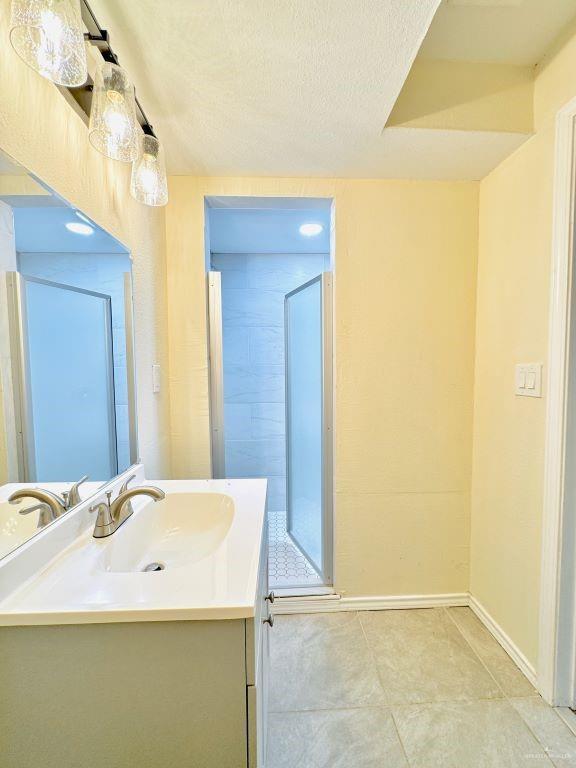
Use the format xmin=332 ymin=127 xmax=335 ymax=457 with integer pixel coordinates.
xmin=8 ymin=0 xmax=168 ymax=206
xmin=88 ymin=62 xmax=138 ymax=163
xmin=130 ymin=134 xmax=168 ymax=207
xmin=9 ymin=0 xmax=88 ymax=86
xmin=299 ymin=222 xmax=324 ymax=237
xmin=65 ymin=221 xmax=94 ymax=235
xmin=79 ymin=0 xmax=169 ymax=206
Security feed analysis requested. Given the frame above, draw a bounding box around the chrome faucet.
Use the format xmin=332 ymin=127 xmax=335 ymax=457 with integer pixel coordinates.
xmin=65 ymin=475 xmax=89 ymax=507
xmin=8 ymin=474 xmax=90 ymax=528
xmin=8 ymin=488 xmax=68 ymax=522
xmin=89 ymin=481 xmax=165 ymax=538
xmin=17 ymin=501 xmax=54 ymax=529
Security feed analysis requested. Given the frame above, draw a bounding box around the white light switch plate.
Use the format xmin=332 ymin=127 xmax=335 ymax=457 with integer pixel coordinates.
xmin=515 ymin=363 xmax=542 ymax=397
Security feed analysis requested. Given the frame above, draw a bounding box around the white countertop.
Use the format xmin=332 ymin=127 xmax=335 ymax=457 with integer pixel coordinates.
xmin=0 ymin=478 xmax=267 ymax=626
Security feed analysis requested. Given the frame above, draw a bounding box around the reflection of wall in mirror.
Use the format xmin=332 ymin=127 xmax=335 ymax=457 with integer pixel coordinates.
xmin=0 ymin=201 xmax=16 ymax=485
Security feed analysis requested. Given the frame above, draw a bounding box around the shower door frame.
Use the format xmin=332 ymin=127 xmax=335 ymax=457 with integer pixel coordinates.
xmin=285 ymin=272 xmax=334 ymax=587
xmin=7 ymin=272 xmax=118 ymax=482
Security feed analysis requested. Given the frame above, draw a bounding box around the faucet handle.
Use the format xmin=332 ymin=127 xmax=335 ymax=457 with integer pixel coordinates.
xmin=67 ymin=475 xmax=89 ymax=507
xmin=89 ymin=497 xmax=115 ymax=537
xmin=119 ymin=474 xmax=137 ymax=494
xmin=19 ymin=502 xmax=54 ymax=529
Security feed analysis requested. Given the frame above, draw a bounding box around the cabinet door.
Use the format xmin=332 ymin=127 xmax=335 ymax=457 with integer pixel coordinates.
xmin=248 ymin=621 xmax=270 ymax=768
xmin=247 ymin=523 xmax=271 ymax=767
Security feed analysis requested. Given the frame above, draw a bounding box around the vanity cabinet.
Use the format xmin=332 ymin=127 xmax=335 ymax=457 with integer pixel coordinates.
xmin=0 ymin=534 xmax=271 ymax=768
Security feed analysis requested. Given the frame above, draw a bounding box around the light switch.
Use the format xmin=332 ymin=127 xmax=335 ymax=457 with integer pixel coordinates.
xmin=515 ymin=363 xmax=542 ymax=398
xmin=152 ymin=364 xmax=161 ymax=393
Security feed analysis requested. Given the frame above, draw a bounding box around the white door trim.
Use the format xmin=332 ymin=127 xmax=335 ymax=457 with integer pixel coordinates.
xmin=539 ymin=94 xmax=576 ymax=706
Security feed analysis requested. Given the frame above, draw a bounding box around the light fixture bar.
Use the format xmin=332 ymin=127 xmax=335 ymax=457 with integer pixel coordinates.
xmin=79 ymin=0 xmax=156 ymax=138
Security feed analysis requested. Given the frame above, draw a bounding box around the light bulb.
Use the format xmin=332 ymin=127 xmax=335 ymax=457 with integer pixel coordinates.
xmin=10 ymin=0 xmax=87 ymax=87
xmin=36 ymin=9 xmax=66 ymax=76
xmin=88 ymin=63 xmax=138 ymax=163
xmin=131 ymin=136 xmax=168 ymax=207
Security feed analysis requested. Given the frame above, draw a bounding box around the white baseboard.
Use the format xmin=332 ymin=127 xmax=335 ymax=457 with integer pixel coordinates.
xmin=273 ymin=591 xmax=468 ymax=615
xmin=273 ymin=590 xmax=538 ymax=690
xmin=468 ymin=595 xmax=537 ymax=687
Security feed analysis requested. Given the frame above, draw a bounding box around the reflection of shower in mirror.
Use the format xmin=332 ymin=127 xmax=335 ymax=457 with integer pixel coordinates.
xmin=0 ymin=147 xmax=138 ymax=561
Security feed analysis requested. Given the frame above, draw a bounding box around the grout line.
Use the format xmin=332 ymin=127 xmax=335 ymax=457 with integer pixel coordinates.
xmin=443 ymin=609 xmax=557 ymax=763
xmin=356 ymin=611 xmax=414 ymax=766
xmin=442 ymin=607 xmax=508 ymax=700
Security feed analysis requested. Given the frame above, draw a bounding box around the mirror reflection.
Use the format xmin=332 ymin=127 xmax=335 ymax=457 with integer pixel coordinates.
xmin=0 ymin=149 xmax=137 ymax=559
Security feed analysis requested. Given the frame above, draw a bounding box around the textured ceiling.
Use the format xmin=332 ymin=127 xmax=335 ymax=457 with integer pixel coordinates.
xmin=89 ymin=0 xmax=441 ymax=176
xmin=420 ymin=0 xmax=576 ymax=64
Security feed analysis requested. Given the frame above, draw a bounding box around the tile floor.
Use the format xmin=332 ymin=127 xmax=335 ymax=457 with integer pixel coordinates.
xmin=267 ymin=607 xmax=576 ymax=767
xmin=268 ymin=510 xmax=323 ymax=589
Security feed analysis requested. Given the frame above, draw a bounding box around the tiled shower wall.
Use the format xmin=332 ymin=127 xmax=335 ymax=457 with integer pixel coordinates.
xmin=212 ymin=253 xmax=329 ymax=511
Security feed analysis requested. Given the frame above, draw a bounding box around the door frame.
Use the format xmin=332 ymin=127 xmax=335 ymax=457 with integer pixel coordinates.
xmin=285 ymin=272 xmax=334 ymax=587
xmin=540 ymin=94 xmax=576 ymax=706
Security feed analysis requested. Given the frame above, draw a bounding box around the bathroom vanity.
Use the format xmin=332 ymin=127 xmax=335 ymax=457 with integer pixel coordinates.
xmin=0 ymin=473 xmax=270 ymax=768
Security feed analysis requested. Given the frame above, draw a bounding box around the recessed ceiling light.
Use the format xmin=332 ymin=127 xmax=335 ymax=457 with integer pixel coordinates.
xmin=65 ymin=221 xmax=94 ymax=236
xmin=299 ymin=222 xmax=323 ymax=237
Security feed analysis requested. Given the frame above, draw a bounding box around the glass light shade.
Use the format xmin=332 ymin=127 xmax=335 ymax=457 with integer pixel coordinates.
xmin=88 ymin=62 xmax=138 ymax=162
xmin=9 ymin=0 xmax=87 ymax=87
xmin=130 ymin=134 xmax=168 ymax=207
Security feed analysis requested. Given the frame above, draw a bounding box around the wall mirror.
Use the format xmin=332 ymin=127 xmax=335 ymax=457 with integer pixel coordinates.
xmin=0 ymin=148 xmax=138 ymax=560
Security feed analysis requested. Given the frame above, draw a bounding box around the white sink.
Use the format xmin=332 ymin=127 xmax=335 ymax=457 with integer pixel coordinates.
xmin=100 ymin=492 xmax=235 ymax=572
xmin=0 ymin=478 xmax=267 ymax=625
xmin=0 ymin=500 xmax=38 ymax=559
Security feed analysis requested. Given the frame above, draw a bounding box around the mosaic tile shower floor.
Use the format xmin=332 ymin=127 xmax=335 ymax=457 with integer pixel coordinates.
xmin=268 ymin=509 xmax=323 ymax=589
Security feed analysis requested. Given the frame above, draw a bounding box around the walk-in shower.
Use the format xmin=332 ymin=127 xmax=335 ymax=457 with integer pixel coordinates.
xmin=206 ymin=197 xmax=334 ymax=592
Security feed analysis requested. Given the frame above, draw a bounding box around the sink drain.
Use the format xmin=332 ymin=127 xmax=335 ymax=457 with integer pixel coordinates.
xmin=142 ymin=562 xmax=165 ymax=572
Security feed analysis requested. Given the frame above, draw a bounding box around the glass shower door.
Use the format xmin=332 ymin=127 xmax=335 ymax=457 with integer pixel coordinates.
xmin=15 ymin=275 xmax=118 ymax=481
xmin=285 ymin=273 xmax=333 ymax=584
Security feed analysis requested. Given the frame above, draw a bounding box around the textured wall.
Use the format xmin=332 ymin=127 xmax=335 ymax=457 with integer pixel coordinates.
xmin=167 ymin=177 xmax=479 ymax=597
xmin=0 ymin=15 xmax=171 ymax=478
xmin=470 ymin=28 xmax=576 ymax=669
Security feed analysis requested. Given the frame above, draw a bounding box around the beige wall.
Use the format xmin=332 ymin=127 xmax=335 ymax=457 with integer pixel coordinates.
xmin=470 ymin=31 xmax=576 ymax=668
xmin=472 ymin=130 xmax=552 ymax=667
xmin=167 ymin=177 xmax=478 ymax=597
xmin=0 ymin=12 xmax=171 ymax=478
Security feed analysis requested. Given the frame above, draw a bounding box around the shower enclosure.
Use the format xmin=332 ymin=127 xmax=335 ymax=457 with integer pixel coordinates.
xmin=206 ymin=197 xmax=334 ymax=592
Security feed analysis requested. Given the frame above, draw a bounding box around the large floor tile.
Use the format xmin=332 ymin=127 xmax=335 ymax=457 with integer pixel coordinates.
xmin=359 ymin=608 xmax=502 ymax=704
xmin=269 ymin=613 xmax=385 ymax=711
xmin=447 ymin=607 xmax=535 ymax=697
xmin=267 ymin=707 xmax=408 ymax=768
xmin=510 ymin=697 xmax=576 ymax=767
xmin=393 ymin=699 xmax=553 ymax=767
